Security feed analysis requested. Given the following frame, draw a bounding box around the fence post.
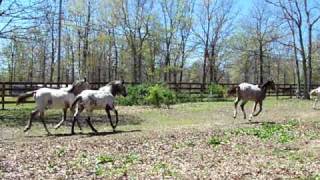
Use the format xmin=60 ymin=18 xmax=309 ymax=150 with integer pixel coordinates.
xmin=289 ymin=84 xmax=292 ymax=98
xmin=2 ymin=82 xmax=5 ymax=110
xmin=276 ymin=84 xmax=279 ymax=100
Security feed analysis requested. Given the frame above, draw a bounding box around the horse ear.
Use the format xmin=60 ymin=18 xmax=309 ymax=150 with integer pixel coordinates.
xmin=120 ymin=76 xmax=124 ymax=84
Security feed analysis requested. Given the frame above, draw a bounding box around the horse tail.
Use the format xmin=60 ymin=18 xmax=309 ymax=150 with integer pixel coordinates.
xmin=71 ymin=96 xmax=82 ymax=110
xmin=227 ymin=86 xmax=239 ymax=97
xmin=16 ymin=91 xmax=35 ymax=105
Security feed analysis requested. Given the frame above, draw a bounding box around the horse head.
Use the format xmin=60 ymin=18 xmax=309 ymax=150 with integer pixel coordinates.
xmin=263 ymin=80 xmax=275 ymax=90
xmin=108 ymin=80 xmax=127 ymax=97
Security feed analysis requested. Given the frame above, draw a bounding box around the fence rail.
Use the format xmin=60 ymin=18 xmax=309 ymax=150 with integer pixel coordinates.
xmin=0 ymin=81 xmax=317 ymax=110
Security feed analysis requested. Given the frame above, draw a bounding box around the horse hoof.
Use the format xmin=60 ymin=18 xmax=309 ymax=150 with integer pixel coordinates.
xmin=23 ymin=127 xmax=30 ymax=132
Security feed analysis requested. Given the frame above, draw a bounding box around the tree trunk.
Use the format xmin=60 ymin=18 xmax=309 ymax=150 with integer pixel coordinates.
xmin=57 ymin=0 xmax=62 ymax=86
xmin=71 ymin=41 xmax=75 ymax=82
xmin=29 ymin=45 xmax=34 ymax=82
xmin=112 ymin=29 xmax=118 ymax=79
xmin=77 ymin=30 xmax=81 ymax=77
xmin=179 ymin=45 xmax=186 ymax=83
xmin=83 ymin=1 xmax=91 ymax=80
xmin=292 ymin=28 xmax=301 ymax=96
xmin=202 ymin=48 xmax=208 ymax=91
xmin=42 ymin=42 xmax=46 ymax=83
xmin=297 ymin=26 xmax=309 ymax=99
xmin=307 ymin=26 xmax=312 ymax=92
xmin=164 ymin=49 xmax=170 ymax=82
xmin=259 ymin=41 xmax=264 ymax=84
xmin=50 ymin=16 xmax=55 ymax=83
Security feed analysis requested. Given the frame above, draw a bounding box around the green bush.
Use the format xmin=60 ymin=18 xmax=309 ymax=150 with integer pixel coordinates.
xmin=208 ymin=84 xmax=227 ymax=97
xmin=118 ymin=84 xmax=151 ymax=106
xmin=145 ymin=84 xmax=176 ymax=108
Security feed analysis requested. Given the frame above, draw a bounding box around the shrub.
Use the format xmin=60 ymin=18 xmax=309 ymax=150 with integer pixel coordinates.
xmin=208 ymin=84 xmax=227 ymax=97
xmin=145 ymin=84 xmax=176 ymax=108
xmin=118 ymin=84 xmax=151 ymax=106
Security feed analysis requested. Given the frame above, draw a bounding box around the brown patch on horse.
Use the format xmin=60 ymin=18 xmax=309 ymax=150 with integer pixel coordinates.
xmin=48 ymin=99 xmax=53 ymax=105
xmin=68 ymin=79 xmax=90 ymax=96
xmin=64 ymin=101 xmax=70 ymax=108
xmin=89 ymin=96 xmax=97 ymax=106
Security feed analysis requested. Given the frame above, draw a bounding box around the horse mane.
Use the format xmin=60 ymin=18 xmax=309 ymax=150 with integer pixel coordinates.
xmin=105 ymin=80 xmax=123 ymax=96
xmin=259 ymin=80 xmax=274 ymax=90
xmin=68 ymin=80 xmax=87 ymax=95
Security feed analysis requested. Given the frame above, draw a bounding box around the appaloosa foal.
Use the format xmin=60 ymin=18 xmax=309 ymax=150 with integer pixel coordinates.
xmin=310 ymin=87 xmax=320 ymax=109
xmin=228 ymin=80 xmax=275 ymax=121
xmin=16 ymin=79 xmax=90 ymax=134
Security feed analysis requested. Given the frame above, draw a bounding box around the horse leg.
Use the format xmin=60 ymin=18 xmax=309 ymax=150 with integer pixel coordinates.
xmin=40 ymin=111 xmax=51 ymax=135
xmin=71 ymin=105 xmax=83 ymax=134
xmin=249 ymin=102 xmax=257 ymax=121
xmin=55 ymin=108 xmax=68 ymax=129
xmin=24 ymin=109 xmax=39 ymax=132
xmin=76 ymin=118 xmax=83 ymax=131
xmin=105 ymin=106 xmax=116 ymax=132
xmin=85 ymin=115 xmax=98 ymax=133
xmin=114 ymin=109 xmax=119 ymax=129
xmin=313 ymin=98 xmax=318 ymax=109
xmin=240 ymin=100 xmax=247 ymax=119
xmin=253 ymin=101 xmax=263 ymax=117
xmin=233 ymin=97 xmax=240 ymax=118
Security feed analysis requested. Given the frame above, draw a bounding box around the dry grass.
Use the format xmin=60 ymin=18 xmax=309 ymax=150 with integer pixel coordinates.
xmin=1 ymin=97 xmax=320 ymax=179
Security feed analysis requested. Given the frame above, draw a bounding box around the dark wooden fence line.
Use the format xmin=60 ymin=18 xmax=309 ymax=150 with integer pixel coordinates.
xmin=1 ymin=81 xmax=318 ymax=110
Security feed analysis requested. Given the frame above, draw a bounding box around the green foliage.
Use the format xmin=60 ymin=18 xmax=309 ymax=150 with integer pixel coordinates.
xmin=124 ymin=153 xmax=140 ymax=164
xmin=94 ymin=154 xmax=114 ymax=176
xmin=96 ymin=154 xmax=114 ymax=165
xmin=233 ymin=120 xmax=298 ymax=143
xmin=118 ymin=84 xmax=151 ymax=106
xmin=208 ymin=84 xmax=227 ymax=97
xmin=208 ymin=136 xmax=224 ymax=148
xmin=55 ymin=147 xmax=66 ymax=157
xmin=153 ymin=162 xmax=176 ymax=177
xmin=145 ymin=84 xmax=176 ymax=108
xmin=118 ymin=84 xmax=177 ymax=107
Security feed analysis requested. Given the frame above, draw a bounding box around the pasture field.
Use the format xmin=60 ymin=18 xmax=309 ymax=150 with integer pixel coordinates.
xmin=1 ymin=98 xmax=320 ymax=179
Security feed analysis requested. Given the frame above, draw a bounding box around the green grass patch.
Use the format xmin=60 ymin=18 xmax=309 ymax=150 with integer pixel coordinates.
xmin=153 ymin=162 xmax=177 ymax=177
xmin=208 ymin=135 xmax=229 ymax=148
xmin=233 ymin=120 xmax=299 ymax=143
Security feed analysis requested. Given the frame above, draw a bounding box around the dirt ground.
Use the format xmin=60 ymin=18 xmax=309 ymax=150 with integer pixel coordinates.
xmin=1 ymin=98 xmax=320 ymax=179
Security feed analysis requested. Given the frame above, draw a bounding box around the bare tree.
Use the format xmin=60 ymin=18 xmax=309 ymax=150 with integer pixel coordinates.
xmin=267 ymin=0 xmax=312 ymax=99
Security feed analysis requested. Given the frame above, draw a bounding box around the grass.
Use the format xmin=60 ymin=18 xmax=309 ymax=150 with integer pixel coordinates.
xmin=233 ymin=120 xmax=298 ymax=143
xmin=0 ymin=97 xmax=319 ymax=139
xmin=1 ymin=97 xmax=320 ymax=178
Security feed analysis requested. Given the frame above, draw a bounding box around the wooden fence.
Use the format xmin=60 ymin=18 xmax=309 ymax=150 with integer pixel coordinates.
xmin=0 ymin=81 xmax=318 ymax=110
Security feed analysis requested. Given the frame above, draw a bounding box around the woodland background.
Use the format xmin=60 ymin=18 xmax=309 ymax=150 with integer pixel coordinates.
xmin=0 ymin=0 xmax=320 ymax=98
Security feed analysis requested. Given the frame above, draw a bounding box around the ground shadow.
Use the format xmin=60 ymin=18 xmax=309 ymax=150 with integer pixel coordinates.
xmin=0 ymin=109 xmax=144 ymax=127
xmin=24 ymin=129 xmax=142 ymax=138
xmin=241 ymin=121 xmax=277 ymax=125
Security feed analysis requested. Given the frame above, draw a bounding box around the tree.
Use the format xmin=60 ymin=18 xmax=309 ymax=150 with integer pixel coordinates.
xmin=266 ymin=0 xmax=318 ymax=99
